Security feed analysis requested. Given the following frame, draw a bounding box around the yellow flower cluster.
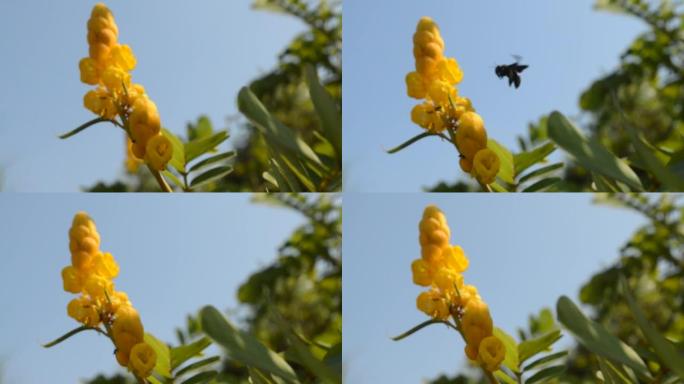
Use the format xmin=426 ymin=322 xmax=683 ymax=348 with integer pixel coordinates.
xmin=79 ymin=3 xmax=172 ymax=171
xmin=406 ymin=17 xmax=500 ymax=185
xmin=411 ymin=205 xmax=505 ymax=371
xmin=61 ymin=212 xmax=156 ymax=379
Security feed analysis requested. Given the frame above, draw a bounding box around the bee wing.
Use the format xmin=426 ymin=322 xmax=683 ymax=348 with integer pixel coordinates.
xmin=512 ymin=54 xmax=523 ymax=62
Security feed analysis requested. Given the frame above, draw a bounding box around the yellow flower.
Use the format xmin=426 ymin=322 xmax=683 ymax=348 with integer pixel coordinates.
xmin=125 ymin=138 xmax=143 ymax=173
xmin=461 ymin=299 xmax=493 ymax=348
xmin=123 ymin=83 xmax=146 ymax=107
xmin=106 ymin=291 xmax=131 ymax=314
xmin=92 ymin=251 xmax=120 ymax=279
xmin=83 ymin=274 xmax=114 ymax=300
xmin=455 ymin=112 xmax=487 ymax=160
xmin=102 ymin=65 xmax=131 ymax=93
xmin=128 ymin=342 xmax=157 ymax=378
xmin=112 ymin=306 xmax=144 ymax=362
xmin=144 ymin=134 xmax=173 ymax=171
xmin=437 ymin=57 xmax=463 ymax=85
xmin=67 ymin=297 xmax=100 ymax=327
xmin=109 ymin=44 xmax=136 ymax=71
xmin=479 ymin=336 xmax=505 ymax=371
xmin=406 ymin=71 xmax=427 ymax=99
xmin=71 ymin=250 xmax=95 ymax=270
xmin=442 ymin=245 xmax=469 ymax=273
xmin=459 ymin=157 xmax=473 ymax=173
xmin=419 ymin=215 xmax=449 ymax=247
xmin=416 ymin=290 xmax=450 ymax=320
xmin=83 ymin=88 xmax=117 ymax=119
xmin=472 ymin=148 xmax=500 ymax=185
xmin=87 ymin=4 xmax=118 ymax=62
xmin=62 ymin=266 xmax=83 ymax=293
xmin=410 ymin=102 xmax=445 ymax=133
xmin=79 ymin=58 xmax=101 ymax=85
xmin=433 ymin=268 xmax=463 ymax=295
xmin=129 ymin=97 xmax=161 ymax=157
xmin=427 ymin=80 xmax=457 ymax=106
xmin=411 ymin=258 xmax=432 ymax=286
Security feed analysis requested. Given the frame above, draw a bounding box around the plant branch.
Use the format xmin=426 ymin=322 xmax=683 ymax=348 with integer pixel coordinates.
xmin=43 ymin=325 xmax=107 ymax=348
xmin=148 ymin=165 xmax=173 ymax=192
xmin=59 ymin=117 xmax=111 ymax=139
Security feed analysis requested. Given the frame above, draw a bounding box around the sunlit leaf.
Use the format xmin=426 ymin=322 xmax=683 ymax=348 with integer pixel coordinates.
xmin=547 ymin=111 xmax=643 ymax=191
xmin=199 ymin=306 xmax=298 ymax=382
xmin=145 ymin=333 xmax=172 ymax=378
xmin=556 ymin=296 xmax=651 ymax=380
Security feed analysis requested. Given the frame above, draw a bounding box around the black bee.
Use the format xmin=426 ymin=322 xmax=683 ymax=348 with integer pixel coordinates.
xmin=495 ymin=56 xmax=528 ymax=89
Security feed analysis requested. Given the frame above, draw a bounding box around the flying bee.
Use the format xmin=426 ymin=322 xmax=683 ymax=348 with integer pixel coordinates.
xmin=495 ymin=55 xmax=528 ymax=89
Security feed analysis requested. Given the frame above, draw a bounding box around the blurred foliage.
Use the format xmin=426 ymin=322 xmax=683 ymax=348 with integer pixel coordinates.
xmin=562 ymin=193 xmax=684 ymax=382
xmin=225 ymin=0 xmax=342 ymax=192
xmin=428 ymin=0 xmax=684 ymax=192
xmin=84 ymin=0 xmax=341 ymax=192
xmin=83 ymin=193 xmax=341 ymax=383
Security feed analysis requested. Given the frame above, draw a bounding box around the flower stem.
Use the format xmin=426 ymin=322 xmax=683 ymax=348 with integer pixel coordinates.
xmin=148 ymin=166 xmax=172 ymax=192
xmin=43 ymin=325 xmax=107 ymax=348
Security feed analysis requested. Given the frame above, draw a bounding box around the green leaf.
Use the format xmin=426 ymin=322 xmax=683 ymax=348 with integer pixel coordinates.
xmin=199 ymin=306 xmax=298 ymax=382
xmin=175 ymin=356 xmax=220 ymax=378
xmin=518 ymin=330 xmax=562 ymax=364
xmin=489 ymin=182 xmax=509 ymax=192
xmin=522 ymin=177 xmax=561 ymax=192
xmin=626 ymin=126 xmax=684 ymax=190
xmin=386 ymin=132 xmax=437 ymax=154
xmin=190 ymin=166 xmax=233 ymax=188
xmin=523 ymin=351 xmax=568 ymax=372
xmin=597 ymin=357 xmax=634 ymax=384
xmin=263 ymin=172 xmax=280 ymax=189
xmin=284 ymin=329 xmax=340 ymax=384
xmin=547 ymin=111 xmax=643 ymax=190
xmin=494 ymin=371 xmax=517 ymax=384
xmin=494 ymin=327 xmax=519 ymax=374
xmin=513 ymin=142 xmax=556 ymax=176
xmin=391 ymin=319 xmax=454 ymax=341
xmin=323 ymin=343 xmax=342 ymax=379
xmin=556 ymin=296 xmax=651 ymax=380
xmin=163 ymin=170 xmax=184 ymax=190
xmin=179 ymin=370 xmax=218 ymax=384
xmin=184 ymin=131 xmax=229 ymax=164
xmin=163 ymin=128 xmax=186 ymax=174
xmin=525 ymin=365 xmax=566 ymax=384
xmin=304 ymin=65 xmax=341 ymax=159
xmin=518 ymin=163 xmax=563 ymax=184
xmin=592 ymin=172 xmax=623 ymax=192
xmin=188 ymin=151 xmax=236 ymax=173
xmin=145 ymin=333 xmax=172 ymax=378
xmin=488 ymin=139 xmax=515 ymax=184
xmin=620 ymin=277 xmax=684 ymax=379
xmin=248 ymin=367 xmax=279 ymax=384
xmin=237 ymin=86 xmax=322 ymax=168
xmin=59 ymin=117 xmax=110 ymax=139
xmin=170 ymin=337 xmax=212 ymax=371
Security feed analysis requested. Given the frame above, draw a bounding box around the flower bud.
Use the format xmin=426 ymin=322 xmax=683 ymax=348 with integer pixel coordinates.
xmin=455 ymin=112 xmax=487 ymax=160
xmin=129 ymin=342 xmax=157 ymax=378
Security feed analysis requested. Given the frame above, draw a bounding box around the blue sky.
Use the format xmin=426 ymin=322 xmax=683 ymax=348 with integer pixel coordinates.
xmin=343 ymin=193 xmax=647 ymax=383
xmin=0 ymin=194 xmax=308 ymax=383
xmin=0 ymin=1 xmax=306 ymax=191
xmin=343 ymin=0 xmax=646 ymax=192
